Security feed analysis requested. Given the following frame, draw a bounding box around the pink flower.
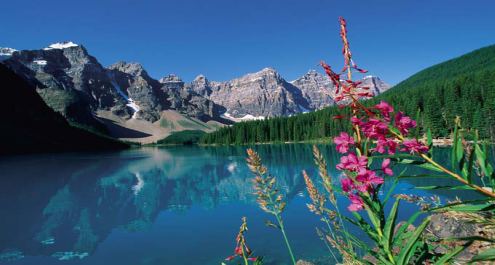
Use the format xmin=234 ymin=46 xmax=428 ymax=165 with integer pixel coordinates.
xmin=381 ymin=158 xmax=393 ymax=176
xmin=372 ymin=138 xmax=398 ymax=154
xmin=334 ymin=132 xmax=355 ymax=153
xmin=356 ymin=169 xmax=384 ymax=191
xmin=347 ymin=193 xmax=364 ymax=212
xmin=350 ymin=116 xmax=362 ymax=126
xmin=375 ymin=101 xmax=394 ymax=120
xmin=336 ymin=153 xmax=368 ymax=172
xmin=401 ymin=139 xmax=429 ymax=154
xmin=361 ymin=118 xmax=389 ymax=139
xmin=395 ymin=112 xmax=416 ymax=136
xmin=341 ymin=178 xmax=355 ymax=192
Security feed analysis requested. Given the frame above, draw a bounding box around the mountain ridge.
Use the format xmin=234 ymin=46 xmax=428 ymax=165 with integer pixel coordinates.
xmin=1 ymin=41 xmax=390 ymax=143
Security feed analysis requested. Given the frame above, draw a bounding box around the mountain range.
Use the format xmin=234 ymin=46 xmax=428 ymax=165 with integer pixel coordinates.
xmin=0 ymin=41 xmax=390 ymax=144
xmin=201 ymin=44 xmax=495 ymax=144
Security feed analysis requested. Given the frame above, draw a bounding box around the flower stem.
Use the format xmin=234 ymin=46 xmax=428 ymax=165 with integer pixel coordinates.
xmin=275 ymin=214 xmax=297 ymax=265
xmin=322 ymin=217 xmax=341 ymax=263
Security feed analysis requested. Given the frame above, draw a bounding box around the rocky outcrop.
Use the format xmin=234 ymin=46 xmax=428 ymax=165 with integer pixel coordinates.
xmin=426 ymin=211 xmax=495 ymax=264
xmin=107 ymin=61 xmax=164 ymax=122
xmin=290 ymin=70 xmax=335 ymax=110
xmin=189 ymin=68 xmax=390 ymax=120
xmin=159 ymin=74 xmax=226 ymax=121
xmin=193 ymin=68 xmax=311 ymax=119
xmin=361 ymin=75 xmax=391 ymax=96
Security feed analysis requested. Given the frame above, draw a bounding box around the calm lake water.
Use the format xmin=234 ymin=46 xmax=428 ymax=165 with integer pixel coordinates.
xmin=0 ymin=144 xmax=483 ymax=265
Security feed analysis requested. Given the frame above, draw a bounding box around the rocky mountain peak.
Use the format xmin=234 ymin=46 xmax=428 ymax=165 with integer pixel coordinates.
xmin=0 ymin=47 xmax=17 ymax=61
xmin=360 ymin=75 xmax=390 ymax=95
xmin=0 ymin=47 xmax=17 ymax=56
xmin=159 ymin=74 xmax=182 ymax=83
xmin=254 ymin=67 xmax=279 ymax=77
xmin=108 ymin=61 xmax=147 ymax=77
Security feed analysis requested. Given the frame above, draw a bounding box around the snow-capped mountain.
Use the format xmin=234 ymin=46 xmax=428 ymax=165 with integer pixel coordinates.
xmin=0 ymin=41 xmax=390 ymax=142
xmin=0 ymin=47 xmax=17 ymax=61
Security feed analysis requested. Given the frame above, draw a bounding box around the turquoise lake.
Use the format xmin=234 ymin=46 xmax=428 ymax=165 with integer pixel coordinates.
xmin=0 ymin=145 xmax=482 ymax=265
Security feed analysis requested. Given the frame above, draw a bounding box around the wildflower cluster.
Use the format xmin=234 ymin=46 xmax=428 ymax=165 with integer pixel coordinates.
xmin=333 ymin=100 xmax=429 ymax=211
xmin=319 ymin=17 xmax=432 ymax=211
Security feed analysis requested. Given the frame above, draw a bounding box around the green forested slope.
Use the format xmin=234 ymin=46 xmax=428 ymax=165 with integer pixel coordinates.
xmin=201 ymin=45 xmax=495 ymax=144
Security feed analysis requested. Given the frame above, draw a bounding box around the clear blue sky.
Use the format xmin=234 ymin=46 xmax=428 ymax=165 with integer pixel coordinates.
xmin=1 ymin=0 xmax=494 ymax=84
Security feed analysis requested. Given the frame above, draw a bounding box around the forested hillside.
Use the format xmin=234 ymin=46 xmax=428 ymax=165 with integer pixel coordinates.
xmin=201 ymin=44 xmax=495 ymax=144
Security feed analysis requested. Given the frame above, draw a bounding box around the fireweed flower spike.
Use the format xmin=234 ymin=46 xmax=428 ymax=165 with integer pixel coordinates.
xmin=246 ymin=149 xmax=297 ymax=265
xmin=225 ymin=217 xmax=259 ymax=265
xmin=333 ymin=132 xmax=355 ymax=154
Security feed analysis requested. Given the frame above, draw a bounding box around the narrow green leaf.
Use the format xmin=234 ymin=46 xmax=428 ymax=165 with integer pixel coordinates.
xmin=392 ymin=211 xmax=422 ymax=247
xmin=415 ymin=185 xmax=475 ymax=190
xmin=452 ymin=124 xmax=459 ymax=172
xmin=416 ymin=163 xmax=444 ymax=173
xmin=433 ymin=245 xmax=464 ymax=265
xmin=430 ymin=202 xmax=495 ymax=212
xmin=383 ymin=198 xmax=400 ymax=256
xmin=471 ymin=248 xmax=495 ymax=262
xmin=397 ymin=218 xmax=430 ymax=265
xmin=398 ymin=174 xmax=451 ymax=179
xmin=383 ymin=176 xmax=400 ymax=205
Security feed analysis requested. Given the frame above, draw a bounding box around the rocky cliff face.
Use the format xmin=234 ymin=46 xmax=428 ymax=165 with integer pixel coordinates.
xmin=191 ymin=68 xmax=310 ymax=119
xmin=189 ymin=68 xmax=390 ymax=120
xmin=2 ymin=42 xmax=128 ymax=129
xmin=361 ymin=75 xmax=391 ymax=96
xmin=2 ymin=42 xmax=224 ymax=127
xmin=290 ymin=70 xmax=335 ymax=110
xmin=107 ymin=61 xmax=164 ymax=122
xmin=160 ymin=74 xmax=226 ymax=121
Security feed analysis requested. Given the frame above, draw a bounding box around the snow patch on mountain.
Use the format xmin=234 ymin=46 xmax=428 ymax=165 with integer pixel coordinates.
xmin=0 ymin=47 xmax=17 ymax=61
xmin=107 ymin=73 xmax=140 ymax=118
xmin=222 ymin=112 xmax=265 ymax=122
xmin=33 ymin=60 xmax=47 ymax=65
xmin=44 ymin=41 xmax=79 ymax=50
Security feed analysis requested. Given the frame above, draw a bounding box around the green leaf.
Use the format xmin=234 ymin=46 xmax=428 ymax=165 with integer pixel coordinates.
xmin=475 ymin=144 xmax=490 ymax=177
xmin=383 ymin=175 xmax=400 ymax=205
xmin=397 ymin=218 xmax=430 ymax=265
xmin=452 ymin=122 xmax=460 ymax=166
xmin=427 ymin=128 xmax=433 ymax=157
xmin=430 ymin=202 xmax=495 ymax=212
xmin=415 ymin=185 xmax=475 ymax=190
xmin=382 ymin=198 xmax=400 ymax=256
xmin=398 ymin=174 xmax=451 ymax=179
xmin=392 ymin=211 xmax=422 ymax=247
xmin=427 ymin=128 xmax=433 ymax=147
xmin=416 ymin=163 xmax=444 ymax=173
xmin=471 ymin=248 xmax=495 ymax=262
xmin=433 ymin=245 xmax=464 ymax=265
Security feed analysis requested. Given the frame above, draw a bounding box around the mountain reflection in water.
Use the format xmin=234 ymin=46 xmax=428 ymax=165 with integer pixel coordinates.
xmin=0 ymin=145 xmax=483 ymax=265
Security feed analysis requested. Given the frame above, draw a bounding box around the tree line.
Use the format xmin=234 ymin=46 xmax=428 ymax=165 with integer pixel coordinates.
xmin=201 ymin=45 xmax=495 ymax=145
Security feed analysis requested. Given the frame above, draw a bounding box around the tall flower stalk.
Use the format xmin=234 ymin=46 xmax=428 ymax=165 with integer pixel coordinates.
xmin=225 ymin=217 xmax=261 ymax=265
xmin=246 ymin=148 xmax=297 ymax=265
